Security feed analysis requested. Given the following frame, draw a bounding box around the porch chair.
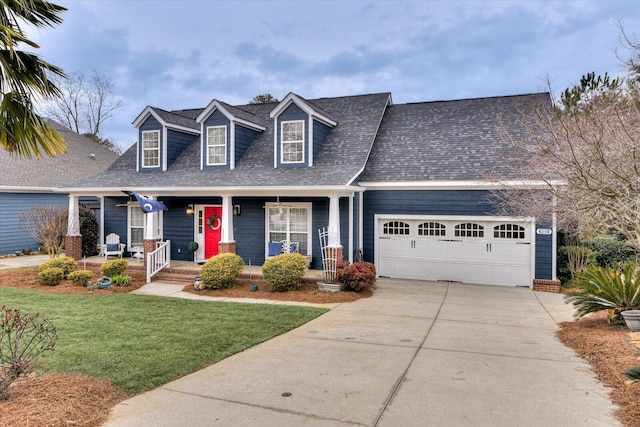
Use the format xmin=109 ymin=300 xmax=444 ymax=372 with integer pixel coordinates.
xmin=103 ymin=233 xmax=125 ymax=258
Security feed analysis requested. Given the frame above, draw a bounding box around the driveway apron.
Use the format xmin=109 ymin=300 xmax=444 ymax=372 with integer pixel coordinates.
xmin=103 ymin=279 xmax=620 ymax=427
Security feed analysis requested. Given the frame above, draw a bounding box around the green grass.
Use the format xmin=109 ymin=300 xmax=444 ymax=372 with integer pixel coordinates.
xmin=0 ymin=287 xmax=327 ymax=395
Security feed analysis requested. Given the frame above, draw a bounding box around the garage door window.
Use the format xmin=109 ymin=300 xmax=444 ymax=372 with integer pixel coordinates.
xmin=383 ymin=221 xmax=410 ymax=235
xmin=494 ymin=224 xmax=525 ymax=239
xmin=454 ymin=223 xmax=484 ymax=238
xmin=418 ymin=222 xmax=446 ymax=236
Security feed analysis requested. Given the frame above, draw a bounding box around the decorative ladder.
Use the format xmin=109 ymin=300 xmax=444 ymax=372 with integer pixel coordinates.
xmin=147 ymin=240 xmax=171 ymax=283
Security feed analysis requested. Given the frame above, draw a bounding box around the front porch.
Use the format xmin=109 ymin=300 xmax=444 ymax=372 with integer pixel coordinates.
xmin=80 ymin=255 xmax=326 ymax=286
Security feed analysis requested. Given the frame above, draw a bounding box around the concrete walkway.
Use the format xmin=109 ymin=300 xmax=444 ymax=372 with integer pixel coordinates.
xmin=102 ymin=279 xmax=620 ymax=427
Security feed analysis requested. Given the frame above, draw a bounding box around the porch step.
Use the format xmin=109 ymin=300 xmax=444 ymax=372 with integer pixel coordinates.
xmin=154 ymin=271 xmax=196 ymax=284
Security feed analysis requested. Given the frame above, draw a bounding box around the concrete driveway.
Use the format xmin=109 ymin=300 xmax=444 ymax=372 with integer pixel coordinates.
xmin=103 ymin=279 xmax=620 ymax=427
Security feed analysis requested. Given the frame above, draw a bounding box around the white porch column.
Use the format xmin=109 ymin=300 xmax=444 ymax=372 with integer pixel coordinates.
xmin=221 ymin=195 xmax=234 ymax=242
xmin=328 ymin=196 xmax=341 ymax=247
xmin=67 ymin=195 xmax=80 ymax=235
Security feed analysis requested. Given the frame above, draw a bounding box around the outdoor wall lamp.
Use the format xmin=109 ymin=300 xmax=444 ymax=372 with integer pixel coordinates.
xmin=186 ymin=204 xmax=194 ymax=215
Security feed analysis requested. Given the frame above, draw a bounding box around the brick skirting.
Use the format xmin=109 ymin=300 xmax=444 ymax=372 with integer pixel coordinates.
xmin=65 ymin=235 xmax=83 ymax=260
xmin=218 ymin=241 xmax=237 ymax=254
xmin=533 ymin=279 xmax=561 ymax=293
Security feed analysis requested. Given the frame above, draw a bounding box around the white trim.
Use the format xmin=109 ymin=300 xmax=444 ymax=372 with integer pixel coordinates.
xmin=132 ymin=107 xmax=200 ymax=135
xmin=199 ymin=122 xmax=204 ymax=170
xmin=348 ymin=194 xmax=354 ymax=263
xmin=59 ymin=186 xmax=365 ymax=197
xmin=0 ymin=186 xmax=58 ymax=192
xmin=273 ymin=117 xmax=278 ymax=168
xmin=269 ymin=93 xmax=337 ymax=126
xmin=280 ymin=120 xmax=305 ymax=164
xmin=162 ymin=127 xmax=168 ymax=171
xmin=358 ymin=192 xmax=364 ymax=255
xmin=196 ymin=99 xmax=266 ymax=131
xmin=205 ymin=125 xmax=227 ymax=166
xmin=99 ymin=195 xmax=105 ymax=248
xmin=141 ymin=130 xmax=160 ymax=169
xmin=230 ymin=122 xmax=236 ymax=169
xmin=359 ymin=179 xmax=567 ymax=190
xmin=309 ymin=119 xmax=314 ymax=167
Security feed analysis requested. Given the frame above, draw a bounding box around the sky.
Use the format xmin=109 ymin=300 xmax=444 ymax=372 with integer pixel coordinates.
xmin=25 ymin=0 xmax=640 ymax=150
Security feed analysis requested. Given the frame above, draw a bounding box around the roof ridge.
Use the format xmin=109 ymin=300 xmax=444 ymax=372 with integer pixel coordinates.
xmin=398 ymin=92 xmax=550 ymax=106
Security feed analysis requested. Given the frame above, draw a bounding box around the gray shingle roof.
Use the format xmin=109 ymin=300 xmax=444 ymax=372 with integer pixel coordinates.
xmin=151 ymin=108 xmax=199 ymax=130
xmin=65 ymin=92 xmax=392 ymax=189
xmin=359 ymin=93 xmax=551 ymax=182
xmin=0 ymin=120 xmax=120 ymax=188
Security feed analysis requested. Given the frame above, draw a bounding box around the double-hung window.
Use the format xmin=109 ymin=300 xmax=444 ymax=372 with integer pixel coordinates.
xmin=128 ymin=206 xmax=164 ymax=249
xmin=281 ymin=120 xmax=304 ymax=163
xmin=142 ymin=130 xmax=160 ymax=168
xmin=266 ymin=204 xmax=310 ymax=255
xmin=206 ymin=126 xmax=227 ymax=165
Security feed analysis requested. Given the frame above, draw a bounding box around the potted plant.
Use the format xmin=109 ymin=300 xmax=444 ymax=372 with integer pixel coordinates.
xmin=187 ymin=241 xmax=199 ymax=262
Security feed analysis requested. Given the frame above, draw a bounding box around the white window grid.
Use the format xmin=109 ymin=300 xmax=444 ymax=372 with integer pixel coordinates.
xmin=267 ymin=206 xmax=309 ymax=255
xmin=206 ymin=126 xmax=227 ymax=165
xmin=142 ymin=130 xmax=160 ymax=167
xmin=383 ymin=221 xmax=410 ymax=236
xmin=418 ymin=222 xmax=446 ymax=236
xmin=494 ymin=224 xmax=525 ymax=239
xmin=281 ymin=120 xmax=304 ymax=163
xmin=454 ymin=223 xmax=484 ymax=238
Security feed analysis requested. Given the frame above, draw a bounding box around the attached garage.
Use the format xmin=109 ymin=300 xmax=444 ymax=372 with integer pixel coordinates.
xmin=375 ymin=215 xmax=535 ymax=287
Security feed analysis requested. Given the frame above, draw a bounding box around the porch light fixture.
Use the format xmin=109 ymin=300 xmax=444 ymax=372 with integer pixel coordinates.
xmin=186 ymin=204 xmax=194 ymax=215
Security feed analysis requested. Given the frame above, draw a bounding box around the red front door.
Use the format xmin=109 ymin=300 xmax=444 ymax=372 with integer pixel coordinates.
xmin=204 ymin=206 xmax=222 ymax=259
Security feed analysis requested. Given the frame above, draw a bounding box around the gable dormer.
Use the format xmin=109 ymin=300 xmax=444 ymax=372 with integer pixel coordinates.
xmin=196 ymin=100 xmax=266 ymax=170
xmin=269 ymin=93 xmax=337 ymax=168
xmin=132 ymin=106 xmax=200 ymax=172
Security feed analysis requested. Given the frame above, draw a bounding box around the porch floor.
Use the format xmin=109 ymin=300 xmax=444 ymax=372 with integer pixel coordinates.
xmin=80 ymin=255 xmax=327 ymax=282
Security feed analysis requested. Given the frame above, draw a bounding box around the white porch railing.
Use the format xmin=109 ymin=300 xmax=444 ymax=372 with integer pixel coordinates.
xmin=146 ymin=240 xmax=170 ymax=283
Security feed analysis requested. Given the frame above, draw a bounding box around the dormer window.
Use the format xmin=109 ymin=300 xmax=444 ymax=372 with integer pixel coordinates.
xmin=281 ymin=120 xmax=304 ymax=163
xmin=206 ymin=126 xmax=227 ymax=165
xmin=142 ymin=130 xmax=160 ymax=168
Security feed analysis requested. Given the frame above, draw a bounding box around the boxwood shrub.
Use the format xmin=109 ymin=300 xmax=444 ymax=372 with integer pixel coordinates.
xmin=101 ymin=259 xmax=128 ymax=277
xmin=262 ymin=253 xmax=307 ymax=292
xmin=38 ymin=267 xmax=65 ymax=286
xmin=68 ymin=270 xmax=94 ymax=287
xmin=38 ymin=257 xmax=77 ymax=279
xmin=200 ymin=253 xmax=244 ymax=289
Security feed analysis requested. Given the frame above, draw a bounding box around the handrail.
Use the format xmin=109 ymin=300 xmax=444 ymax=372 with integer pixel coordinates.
xmin=146 ymin=240 xmax=171 ymax=283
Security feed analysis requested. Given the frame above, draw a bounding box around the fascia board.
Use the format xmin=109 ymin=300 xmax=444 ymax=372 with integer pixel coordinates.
xmin=57 ymin=185 xmax=365 ymax=197
xmin=359 ymin=179 xmax=568 ymax=190
xmin=0 ymin=186 xmax=58 ymax=193
xmin=165 ymin=124 xmax=200 ymax=135
xmin=132 ymin=107 xmax=162 ymax=128
xmin=270 ymin=93 xmax=336 ymax=126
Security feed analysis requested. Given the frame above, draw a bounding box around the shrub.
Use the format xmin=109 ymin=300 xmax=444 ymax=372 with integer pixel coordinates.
xmin=337 ymin=261 xmax=377 ymax=292
xmin=585 ymin=236 xmax=637 ymax=268
xmin=38 ymin=256 xmax=77 ymax=279
xmin=565 ymin=262 xmax=640 ymax=324
xmin=38 ymin=267 xmax=64 ymax=286
xmin=68 ymin=270 xmax=94 ymax=287
xmin=0 ymin=306 xmax=58 ymax=396
xmin=262 ymin=253 xmax=307 ymax=292
xmin=101 ymin=259 xmax=128 ymax=277
xmin=200 ymin=253 xmax=244 ymax=289
xmin=112 ymin=274 xmax=133 ymax=287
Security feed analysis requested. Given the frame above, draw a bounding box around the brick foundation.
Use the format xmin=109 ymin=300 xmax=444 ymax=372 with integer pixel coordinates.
xmin=533 ymin=279 xmax=561 ymax=293
xmin=325 ymin=246 xmax=344 ymax=262
xmin=65 ymin=235 xmax=83 ymax=260
xmin=218 ymin=241 xmax=237 ymax=254
xmin=143 ymin=238 xmax=161 ymax=268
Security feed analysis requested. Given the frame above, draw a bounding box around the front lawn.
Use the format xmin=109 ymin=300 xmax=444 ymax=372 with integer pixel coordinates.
xmin=0 ymin=287 xmax=327 ymax=395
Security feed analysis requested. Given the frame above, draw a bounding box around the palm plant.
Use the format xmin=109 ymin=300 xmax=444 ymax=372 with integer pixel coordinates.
xmin=565 ymin=262 xmax=640 ymax=323
xmin=0 ymin=0 xmax=67 ymax=158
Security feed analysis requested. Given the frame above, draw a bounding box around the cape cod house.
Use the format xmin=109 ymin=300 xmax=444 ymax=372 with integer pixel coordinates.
xmin=60 ymin=92 xmax=558 ymax=289
xmin=0 ymin=121 xmax=119 ymax=255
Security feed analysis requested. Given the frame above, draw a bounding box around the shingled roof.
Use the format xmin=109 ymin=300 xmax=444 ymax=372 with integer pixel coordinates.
xmin=359 ymin=93 xmax=551 ymax=182
xmin=65 ymin=92 xmax=392 ymax=189
xmin=0 ymin=120 xmax=119 ymax=189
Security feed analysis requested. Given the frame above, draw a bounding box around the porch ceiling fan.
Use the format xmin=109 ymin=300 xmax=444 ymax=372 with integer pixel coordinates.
xmin=262 ymin=196 xmax=293 ymax=209
xmin=116 ymin=195 xmax=138 ymax=207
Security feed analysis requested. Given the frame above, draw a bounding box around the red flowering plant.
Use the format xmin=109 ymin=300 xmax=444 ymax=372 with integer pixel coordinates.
xmin=336 ymin=261 xmax=377 ymax=292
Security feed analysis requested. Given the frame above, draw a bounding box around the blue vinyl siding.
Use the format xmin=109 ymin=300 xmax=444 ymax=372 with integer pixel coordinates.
xmin=0 ymin=192 xmax=68 ymax=254
xmin=276 ymin=103 xmax=308 ymax=168
xmin=234 ymin=124 xmax=260 ymax=165
xmin=312 ymin=119 xmax=331 ymax=161
xmin=202 ymin=110 xmax=230 ymax=170
xmin=363 ymin=190 xmax=553 ymax=281
xmin=166 ymin=129 xmax=196 ymax=167
xmin=103 ymin=197 xmax=130 ymax=253
xmin=232 ymin=197 xmax=267 ymax=266
xmin=535 ymin=225 xmax=553 ymax=280
xmin=138 ymin=116 xmax=163 ymax=171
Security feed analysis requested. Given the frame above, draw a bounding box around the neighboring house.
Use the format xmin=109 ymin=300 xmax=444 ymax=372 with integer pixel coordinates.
xmin=0 ymin=120 xmax=119 ymax=254
xmin=61 ymin=92 xmax=558 ymax=288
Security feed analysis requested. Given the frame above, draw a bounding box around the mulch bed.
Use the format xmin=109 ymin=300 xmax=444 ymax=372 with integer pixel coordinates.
xmin=557 ymin=311 xmax=640 ymax=426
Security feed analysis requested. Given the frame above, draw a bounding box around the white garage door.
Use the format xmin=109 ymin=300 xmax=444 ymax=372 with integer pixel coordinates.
xmin=377 ymin=217 xmax=532 ymax=287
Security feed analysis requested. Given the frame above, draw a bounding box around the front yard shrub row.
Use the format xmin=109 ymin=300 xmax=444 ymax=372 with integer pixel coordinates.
xmin=38 ymin=257 xmax=77 ymax=279
xmin=101 ymin=259 xmax=128 ymax=277
xmin=68 ymin=270 xmax=94 ymax=287
xmin=38 ymin=267 xmax=65 ymax=286
xmin=337 ymin=261 xmax=377 ymax=292
xmin=200 ymin=253 xmax=244 ymax=289
xmin=262 ymin=253 xmax=307 ymax=292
